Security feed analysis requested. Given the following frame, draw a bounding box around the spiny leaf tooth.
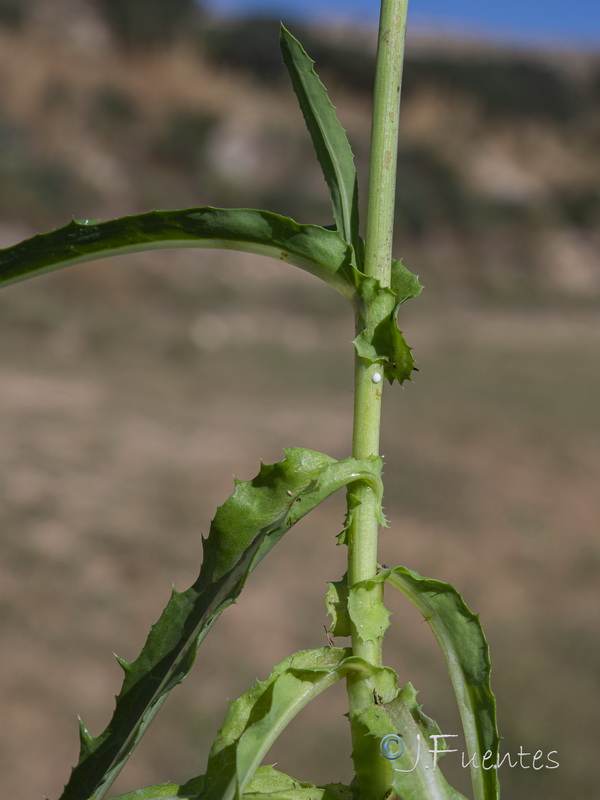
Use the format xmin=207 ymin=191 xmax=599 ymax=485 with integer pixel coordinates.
xmin=256 ymin=458 xmax=280 ymax=483
xmin=77 ymin=716 xmax=95 ymax=755
xmin=73 ymin=217 xmax=101 ymax=227
xmin=378 ymin=507 xmax=389 ymax=529
xmin=114 ymin=653 xmax=131 ymax=673
xmin=282 ymin=446 xmax=302 ymax=460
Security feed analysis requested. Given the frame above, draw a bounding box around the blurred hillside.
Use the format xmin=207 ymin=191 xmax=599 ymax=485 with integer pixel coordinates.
xmin=0 ymin=4 xmax=599 ymax=800
xmin=0 ymin=3 xmax=598 ymax=302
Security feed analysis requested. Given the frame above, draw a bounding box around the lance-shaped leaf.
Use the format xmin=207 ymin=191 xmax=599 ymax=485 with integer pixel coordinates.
xmin=367 ymin=567 xmax=500 ymax=800
xmin=102 ymin=784 xmax=200 ymax=800
xmin=59 ymin=450 xmax=384 ymax=800
xmin=280 ymin=26 xmax=360 ymax=261
xmin=199 ymin=647 xmax=397 ymax=800
xmin=105 ymin=766 xmax=353 ymax=800
xmin=243 ymin=764 xmax=353 ymax=800
xmin=0 ymin=207 xmax=359 ymax=301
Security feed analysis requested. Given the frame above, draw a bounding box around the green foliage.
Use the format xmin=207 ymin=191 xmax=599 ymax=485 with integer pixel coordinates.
xmin=352 ymin=259 xmax=422 ymax=385
xmin=200 ymin=17 xmax=377 ymax=95
xmin=199 ymin=647 xmax=353 ymax=799
xmin=1 ymin=10 xmax=502 ymax=800
xmin=326 ymin=576 xmax=351 ymax=637
xmin=280 ymin=26 xmax=360 ymax=258
xmin=379 ymin=684 xmax=468 ymax=800
xmin=0 ymin=227 xmax=420 ymax=390
xmin=200 ymin=648 xmax=401 ymax=800
xmin=105 ymin=785 xmax=200 ymax=800
xmin=243 ymin=764 xmax=350 ymax=799
xmin=200 ymin=16 xmax=584 ymax=123
xmin=349 ymin=683 xmax=468 ymax=800
xmin=368 ymin=567 xmax=500 ymax=800
xmin=60 ymin=449 xmax=384 ymax=800
xmin=0 ymin=208 xmax=356 ymax=299
xmin=107 ymin=765 xmax=353 ymax=800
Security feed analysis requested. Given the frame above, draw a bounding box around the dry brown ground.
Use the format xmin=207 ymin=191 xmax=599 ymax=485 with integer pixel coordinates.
xmin=0 ymin=254 xmax=598 ymax=799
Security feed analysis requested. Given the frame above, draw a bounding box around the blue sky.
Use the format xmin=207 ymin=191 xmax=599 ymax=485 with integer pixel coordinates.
xmin=204 ymin=0 xmax=600 ymax=47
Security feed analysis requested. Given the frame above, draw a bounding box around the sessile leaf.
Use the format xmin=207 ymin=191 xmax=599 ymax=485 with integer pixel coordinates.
xmin=347 ymin=584 xmax=391 ymax=645
xmin=0 ymin=207 xmax=359 ymax=302
xmin=325 ymin=575 xmax=351 ymax=638
xmin=361 ymin=566 xmax=500 ymax=800
xmin=59 ymin=449 xmax=384 ymax=800
xmin=391 ymin=257 xmax=423 ymax=305
xmin=353 ymin=262 xmax=423 ymax=385
xmin=0 ymin=204 xmax=422 ymax=384
xmin=280 ymin=26 xmax=360 ymax=263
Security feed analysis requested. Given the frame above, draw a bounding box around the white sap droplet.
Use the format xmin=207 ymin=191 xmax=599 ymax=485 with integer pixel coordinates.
xmin=372 ymin=372 xmax=382 ymax=384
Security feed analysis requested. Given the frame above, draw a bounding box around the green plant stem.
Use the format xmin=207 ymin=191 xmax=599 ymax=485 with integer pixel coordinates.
xmin=363 ymin=0 xmax=408 ymax=289
xmin=345 ymin=5 xmax=408 ymax=793
xmin=346 ymin=0 xmax=409 ymax=703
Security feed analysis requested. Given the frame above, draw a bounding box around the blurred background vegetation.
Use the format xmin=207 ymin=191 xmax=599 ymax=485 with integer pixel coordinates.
xmin=0 ymin=1 xmax=598 ymax=799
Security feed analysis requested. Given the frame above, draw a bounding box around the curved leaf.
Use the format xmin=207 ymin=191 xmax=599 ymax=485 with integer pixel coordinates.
xmin=280 ymin=26 xmax=360 ymax=261
xmin=59 ymin=450 xmax=384 ymax=800
xmin=105 ymin=784 xmax=200 ymax=800
xmin=0 ymin=207 xmax=358 ymax=301
xmin=243 ymin=764 xmax=353 ymax=800
xmin=371 ymin=566 xmax=500 ymax=800
xmin=0 ymin=205 xmax=423 ymax=384
xmin=199 ymin=648 xmax=397 ymax=800
xmin=106 ymin=767 xmax=352 ymax=800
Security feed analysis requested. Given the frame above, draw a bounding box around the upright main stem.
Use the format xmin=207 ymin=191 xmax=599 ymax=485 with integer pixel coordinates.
xmin=347 ymin=0 xmax=409 ymax=691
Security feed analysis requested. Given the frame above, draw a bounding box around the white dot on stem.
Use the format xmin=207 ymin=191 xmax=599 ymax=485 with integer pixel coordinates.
xmin=372 ymin=372 xmax=382 ymax=384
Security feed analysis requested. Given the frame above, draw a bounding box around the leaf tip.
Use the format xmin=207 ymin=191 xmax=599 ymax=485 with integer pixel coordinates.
xmin=77 ymin=716 xmax=95 ymax=754
xmin=114 ymin=652 xmax=131 ymax=673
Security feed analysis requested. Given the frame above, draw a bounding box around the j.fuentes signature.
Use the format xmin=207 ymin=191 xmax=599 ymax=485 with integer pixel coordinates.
xmin=380 ymin=733 xmax=559 ymax=771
